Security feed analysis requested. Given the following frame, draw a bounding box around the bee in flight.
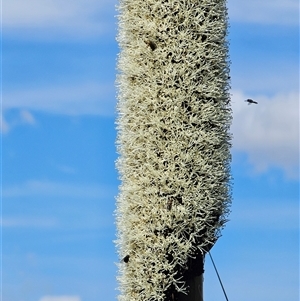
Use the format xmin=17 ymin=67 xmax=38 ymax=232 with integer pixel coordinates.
xmin=245 ymin=99 xmax=258 ymax=105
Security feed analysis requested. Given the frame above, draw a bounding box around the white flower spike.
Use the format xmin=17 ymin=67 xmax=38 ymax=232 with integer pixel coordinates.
xmin=116 ymin=0 xmax=232 ymax=300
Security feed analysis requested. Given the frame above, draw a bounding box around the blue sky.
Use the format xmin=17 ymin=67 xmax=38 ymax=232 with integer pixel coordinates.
xmin=1 ymin=1 xmax=299 ymax=301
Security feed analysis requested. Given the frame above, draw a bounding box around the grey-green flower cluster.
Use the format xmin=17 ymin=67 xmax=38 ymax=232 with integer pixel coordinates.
xmin=115 ymin=0 xmax=232 ymax=300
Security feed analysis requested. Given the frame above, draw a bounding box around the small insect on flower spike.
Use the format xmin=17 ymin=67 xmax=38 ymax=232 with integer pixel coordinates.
xmin=122 ymin=255 xmax=130 ymax=263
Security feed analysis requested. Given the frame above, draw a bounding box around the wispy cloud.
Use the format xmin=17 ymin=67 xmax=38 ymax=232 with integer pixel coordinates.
xmin=228 ymin=0 xmax=299 ymax=25
xmin=39 ymin=296 xmax=81 ymax=301
xmin=2 ymin=180 xmax=117 ymax=199
xmin=56 ymin=165 xmax=77 ymax=175
xmin=0 ymin=112 xmax=10 ymax=133
xmin=3 ymin=0 xmax=117 ymax=40
xmin=231 ymin=61 xmax=298 ymax=97
xmin=2 ymin=181 xmax=117 ymax=230
xmin=230 ymin=202 xmax=299 ymax=230
xmin=4 ymin=0 xmax=298 ymax=37
xmin=205 ymin=256 xmax=298 ymax=301
xmin=1 ymin=217 xmax=59 ymax=228
xmin=20 ymin=109 xmax=36 ymax=125
xmin=3 ymin=82 xmax=116 ymax=116
xmin=1 ymin=109 xmax=36 ymax=133
xmin=231 ymin=90 xmax=299 ymax=179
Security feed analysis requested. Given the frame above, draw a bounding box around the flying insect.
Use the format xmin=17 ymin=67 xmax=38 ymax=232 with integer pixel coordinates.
xmin=245 ymin=99 xmax=258 ymax=105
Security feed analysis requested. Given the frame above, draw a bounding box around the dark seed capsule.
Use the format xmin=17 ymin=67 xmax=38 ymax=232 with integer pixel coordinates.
xmin=123 ymin=255 xmax=130 ymax=263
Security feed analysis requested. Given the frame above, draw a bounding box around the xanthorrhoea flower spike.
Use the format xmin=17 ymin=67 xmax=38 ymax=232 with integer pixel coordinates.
xmin=116 ymin=0 xmax=232 ymax=300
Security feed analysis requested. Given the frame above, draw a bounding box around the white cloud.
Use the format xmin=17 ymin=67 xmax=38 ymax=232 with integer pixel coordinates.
xmin=228 ymin=0 xmax=299 ymax=25
xmin=3 ymin=82 xmax=116 ymax=116
xmin=39 ymin=296 xmax=81 ymax=301
xmin=231 ymin=90 xmax=299 ymax=178
xmin=3 ymin=0 xmax=117 ymax=40
xmin=2 ymin=180 xmax=116 ymax=199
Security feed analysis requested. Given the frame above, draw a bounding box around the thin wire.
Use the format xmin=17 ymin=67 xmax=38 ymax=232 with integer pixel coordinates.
xmin=0 ymin=2 xmax=3 ymax=301
xmin=208 ymin=251 xmax=229 ymax=301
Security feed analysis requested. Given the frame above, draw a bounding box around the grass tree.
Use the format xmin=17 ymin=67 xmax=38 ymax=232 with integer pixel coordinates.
xmin=115 ymin=0 xmax=232 ymax=300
